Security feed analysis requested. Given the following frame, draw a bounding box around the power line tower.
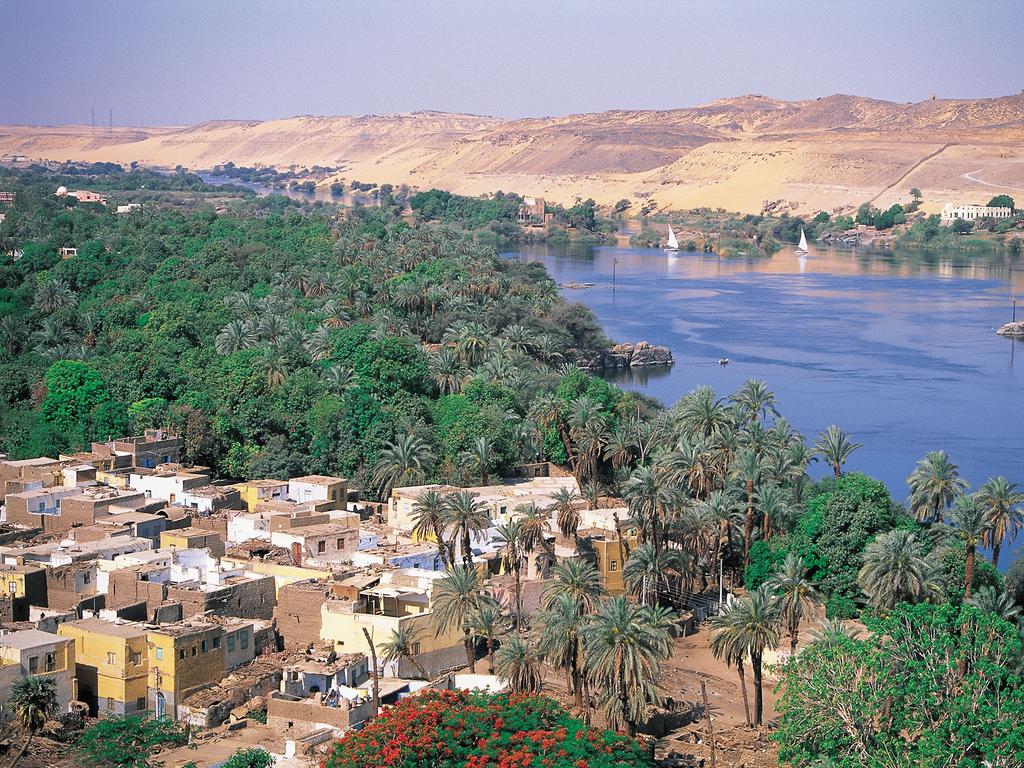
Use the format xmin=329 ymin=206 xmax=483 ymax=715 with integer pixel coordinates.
xmin=108 ymin=108 xmax=113 ymax=135
xmin=91 ymin=108 xmax=95 ymax=136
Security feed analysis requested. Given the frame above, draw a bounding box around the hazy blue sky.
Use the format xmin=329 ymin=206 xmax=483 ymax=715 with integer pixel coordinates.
xmin=4 ymin=0 xmax=1021 ymax=126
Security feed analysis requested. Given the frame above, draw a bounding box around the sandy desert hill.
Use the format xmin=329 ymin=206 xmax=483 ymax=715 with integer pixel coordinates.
xmin=3 ymin=94 xmax=1023 ymax=215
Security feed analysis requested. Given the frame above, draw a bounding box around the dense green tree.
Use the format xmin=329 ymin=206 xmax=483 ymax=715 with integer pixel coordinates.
xmin=987 ymin=194 xmax=1015 ymax=210
xmin=774 ymin=603 xmax=1024 ymax=767
xmin=75 ymin=715 xmax=186 ymax=768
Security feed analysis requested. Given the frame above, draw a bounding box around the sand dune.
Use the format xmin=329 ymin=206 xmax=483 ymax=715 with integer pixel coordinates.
xmin=3 ymin=94 xmax=1024 ymax=214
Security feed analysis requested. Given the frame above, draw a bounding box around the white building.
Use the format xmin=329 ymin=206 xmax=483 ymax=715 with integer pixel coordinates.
xmin=129 ymin=466 xmax=210 ymax=505
xmin=940 ymin=202 xmax=1013 ymax=224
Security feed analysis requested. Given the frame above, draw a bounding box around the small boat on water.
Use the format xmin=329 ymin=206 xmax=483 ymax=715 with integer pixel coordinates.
xmin=718 ymin=358 xmax=730 ymax=366
xmin=795 ymin=228 xmax=809 ymax=256
xmin=664 ymin=225 xmax=679 ymax=252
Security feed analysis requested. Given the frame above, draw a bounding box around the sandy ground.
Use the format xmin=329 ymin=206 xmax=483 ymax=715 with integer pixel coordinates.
xmin=3 ymin=94 xmax=1024 ymax=215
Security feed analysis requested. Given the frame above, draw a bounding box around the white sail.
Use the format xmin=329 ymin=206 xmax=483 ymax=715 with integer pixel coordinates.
xmin=797 ymin=228 xmax=808 ymax=253
xmin=666 ymin=225 xmax=679 ymax=250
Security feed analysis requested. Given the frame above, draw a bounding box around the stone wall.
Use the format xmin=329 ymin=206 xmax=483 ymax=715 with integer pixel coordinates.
xmin=168 ymin=576 xmax=276 ymax=620
xmin=274 ymin=581 xmax=330 ymax=650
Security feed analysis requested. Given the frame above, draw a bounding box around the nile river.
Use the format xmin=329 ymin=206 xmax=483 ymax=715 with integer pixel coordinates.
xmin=506 ymin=243 xmax=1024 ymax=566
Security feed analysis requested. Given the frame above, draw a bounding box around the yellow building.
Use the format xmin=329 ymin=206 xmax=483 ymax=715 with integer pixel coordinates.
xmin=587 ymin=530 xmax=633 ymax=594
xmin=58 ymin=618 xmax=149 ymax=717
xmin=0 ymin=629 xmax=76 ymax=722
xmin=146 ymin=622 xmax=224 ymax=720
xmin=233 ymin=479 xmax=288 ymax=512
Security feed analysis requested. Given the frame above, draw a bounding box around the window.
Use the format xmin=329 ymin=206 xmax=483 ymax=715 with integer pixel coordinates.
xmin=317 ymin=540 xmax=326 ymax=554
xmin=107 ymin=697 xmax=115 ymax=711
xmin=45 ymin=653 xmax=55 ymax=672
xmin=213 ymin=636 xmax=220 ymax=649
xmin=227 ymin=636 xmax=236 ymax=652
xmin=191 ymin=646 xmax=197 ymax=657
xmin=201 ymin=640 xmax=208 ymax=653
xmin=28 ymin=656 xmax=38 ymax=674
xmin=336 ymin=538 xmax=344 ymax=550
xmin=131 ymin=651 xmax=141 ymax=665
xmin=411 ymin=642 xmax=421 ymax=655
xmin=136 ymin=697 xmax=146 ymax=711
xmin=36 ymin=502 xmax=45 ymax=512
xmin=178 ymin=649 xmax=186 ymax=660
xmin=609 ymin=560 xmax=618 ymax=572
xmin=107 ymin=652 xmax=116 ymax=665
xmin=83 ymin=572 xmax=91 ymax=584
xmin=240 ymin=633 xmax=249 ymax=650
xmin=7 ymin=581 xmax=16 ymax=594
xmin=156 ymin=648 xmax=163 ymax=660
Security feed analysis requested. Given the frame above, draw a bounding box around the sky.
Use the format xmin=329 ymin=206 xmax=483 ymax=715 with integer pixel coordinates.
xmin=3 ymin=0 xmax=1022 ymax=126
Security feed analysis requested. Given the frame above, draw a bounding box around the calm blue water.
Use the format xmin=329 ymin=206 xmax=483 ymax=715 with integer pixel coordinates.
xmin=506 ymin=243 xmax=1024 ymax=567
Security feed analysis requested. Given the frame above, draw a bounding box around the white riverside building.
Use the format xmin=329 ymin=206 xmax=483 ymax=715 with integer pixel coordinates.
xmin=940 ymin=202 xmax=1013 ymax=224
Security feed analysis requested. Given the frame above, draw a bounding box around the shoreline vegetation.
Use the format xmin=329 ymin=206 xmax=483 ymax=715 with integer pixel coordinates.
xmin=3 ymin=162 xmax=1024 ymax=766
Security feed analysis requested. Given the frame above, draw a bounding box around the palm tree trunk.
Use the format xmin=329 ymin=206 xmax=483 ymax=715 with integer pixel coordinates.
xmin=9 ymin=731 xmax=33 ymax=768
xmin=410 ymin=655 xmax=429 ymax=681
xmin=361 ymin=628 xmax=380 ymax=720
xmin=433 ymin=522 xmax=449 ymax=568
xmin=752 ymin=651 xmax=764 ymax=727
xmin=964 ymin=545 xmax=975 ymax=599
xmin=571 ymin=641 xmax=583 ymax=710
xmin=744 ymin=480 xmax=754 ymax=568
xmin=736 ymin=659 xmax=752 ymax=728
xmin=790 ymin=618 xmax=799 ymax=656
xmin=991 ymin=539 xmax=1001 ymax=567
xmin=833 ymin=461 xmax=840 ymax=479
xmin=463 ymin=528 xmax=472 ymax=568
xmin=513 ymin=565 xmax=522 ymax=630
xmin=464 ymin=627 xmax=475 ymax=672
xmin=487 ymin=638 xmax=495 ymax=675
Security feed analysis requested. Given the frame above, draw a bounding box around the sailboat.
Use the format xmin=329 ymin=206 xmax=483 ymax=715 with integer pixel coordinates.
xmin=664 ymin=225 xmax=679 ymax=252
xmin=795 ymin=228 xmax=809 ymax=256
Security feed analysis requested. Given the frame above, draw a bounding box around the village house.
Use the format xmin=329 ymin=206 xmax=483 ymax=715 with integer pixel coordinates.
xmin=0 ymin=629 xmax=76 ymax=722
xmin=147 ymin=620 xmax=224 ymax=719
xmin=61 ymin=430 xmax=183 ymax=471
xmin=5 ymin=484 xmax=151 ymax=535
xmin=55 ymin=186 xmax=107 ymax=206
xmin=129 ymin=465 xmax=211 ymax=505
xmin=517 ymin=196 xmax=549 ymax=226
xmin=0 ymin=456 xmax=66 ymax=495
xmin=0 ymin=563 xmax=47 ymax=621
xmin=59 ymin=617 xmax=149 ymax=717
xmin=287 ymin=475 xmax=347 ymax=506
xmin=269 ymin=519 xmax=360 ymax=566
xmin=160 ymin=527 xmax=226 ymax=558
xmin=176 ymin=484 xmax=243 ymax=514
xmin=234 ymin=479 xmax=289 ymax=512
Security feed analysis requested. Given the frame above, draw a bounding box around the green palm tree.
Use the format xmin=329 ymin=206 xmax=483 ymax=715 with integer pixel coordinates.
xmin=323 ymin=363 xmax=357 ymax=394
xmin=215 ymin=319 xmax=257 ymax=355
xmin=581 ymin=596 xmax=673 ymax=735
xmin=622 ymin=543 xmax=693 ymax=607
xmin=756 ymin=483 xmax=793 ymax=541
xmin=0 ymin=315 xmax=28 ymax=356
xmin=495 ymin=519 xmax=526 ymax=627
xmin=432 ymin=565 xmax=489 ymax=672
xmin=949 ymin=494 xmax=991 ymax=600
xmin=549 ymin=487 xmax=582 ymax=540
xmin=540 ymin=559 xmax=606 ymax=614
xmin=621 ymin=464 xmax=679 ymax=560
xmin=372 ymin=433 xmax=434 ymax=500
xmin=8 ymin=675 xmax=57 ymax=768
xmin=976 ymin=476 xmax=1024 ymax=566
xmin=677 ymin=385 xmax=728 ymax=437
xmin=515 ymin=502 xmax=552 ymax=561
xmin=731 ymin=379 xmax=779 ymax=424
xmin=378 ymin=625 xmax=429 ymax=680
xmin=907 ymin=450 xmax=968 ymax=524
xmin=968 ymin=585 xmax=1021 ymax=622
xmin=468 ymin=601 xmax=508 ymax=674
xmin=730 ymin=448 xmax=761 ymax=568
xmin=411 ymin=489 xmax=452 ymax=568
xmin=494 ymin=633 xmax=542 ymax=694
xmin=33 ymin=277 xmax=76 ymax=313
xmin=442 ymin=490 xmax=490 ymax=567
xmin=858 ymin=529 xmax=942 ymax=610
xmin=766 ymin=553 xmax=821 ymax=655
xmin=709 ymin=586 xmax=780 ymax=726
xmin=461 ymin=436 xmax=494 ymax=485
xmin=709 ymin=606 xmax=752 ymax=728
xmin=430 ymin=347 xmax=465 ymax=395
xmin=535 ymin=591 xmax=587 ymax=710
xmin=813 ymin=425 xmax=860 ymax=478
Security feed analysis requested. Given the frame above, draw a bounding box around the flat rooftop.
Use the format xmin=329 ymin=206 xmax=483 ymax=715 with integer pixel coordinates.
xmin=0 ymin=628 xmax=66 ymax=649
xmin=63 ymin=617 xmax=147 ymax=639
xmin=290 ymin=475 xmax=345 ymax=485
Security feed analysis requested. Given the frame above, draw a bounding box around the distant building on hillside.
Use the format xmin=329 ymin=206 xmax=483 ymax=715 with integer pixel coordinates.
xmin=517 ymin=197 xmax=549 ymax=226
xmin=940 ymin=202 xmax=1012 ymax=224
xmin=55 ymin=187 xmax=107 ymax=206
xmin=0 ymin=191 xmax=14 ymax=207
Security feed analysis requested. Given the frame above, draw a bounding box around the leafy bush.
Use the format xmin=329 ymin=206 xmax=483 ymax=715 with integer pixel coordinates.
xmin=323 ymin=689 xmax=652 ymax=768
xmin=75 ymin=715 xmax=186 ymax=768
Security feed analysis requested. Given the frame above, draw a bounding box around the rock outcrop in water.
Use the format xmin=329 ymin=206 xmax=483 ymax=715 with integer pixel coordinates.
xmin=572 ymin=341 xmax=674 ymax=371
xmin=997 ymin=321 xmax=1024 ymax=338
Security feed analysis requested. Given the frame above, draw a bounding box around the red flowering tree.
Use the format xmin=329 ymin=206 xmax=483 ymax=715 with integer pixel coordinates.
xmin=322 ymin=690 xmax=652 ymax=768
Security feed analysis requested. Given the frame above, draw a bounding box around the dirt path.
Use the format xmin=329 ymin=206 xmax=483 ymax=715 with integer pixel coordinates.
xmin=868 ymin=142 xmax=952 ymax=205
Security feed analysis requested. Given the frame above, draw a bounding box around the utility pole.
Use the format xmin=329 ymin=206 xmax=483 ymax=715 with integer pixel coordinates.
xmin=91 ymin=108 xmax=95 ymax=136
xmin=361 ymin=628 xmax=379 ymax=719
xmin=108 ymin=108 xmax=113 ymax=134
xmin=612 ymin=257 xmax=619 ymax=288
xmin=701 ymin=679 xmax=718 ymax=768
xmin=1013 ymin=296 xmax=1017 ymax=323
